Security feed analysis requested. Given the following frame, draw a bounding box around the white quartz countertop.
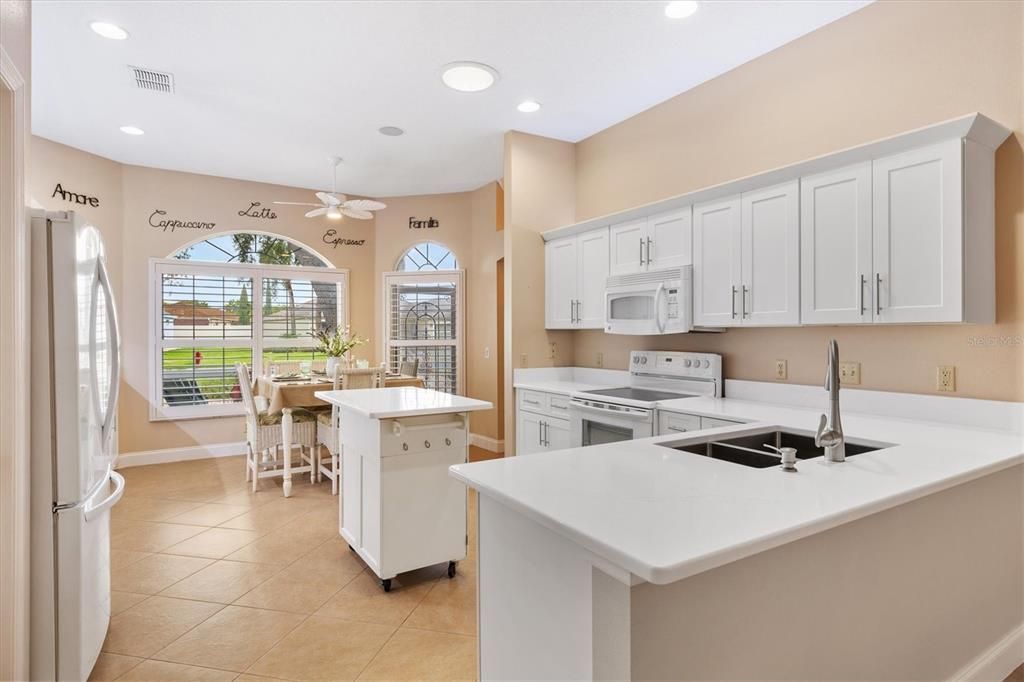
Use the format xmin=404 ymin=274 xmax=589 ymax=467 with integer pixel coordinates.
xmin=315 ymin=387 xmax=492 ymax=419
xmin=512 ymin=367 xmax=629 ymax=396
xmin=450 ymin=395 xmax=1024 ymax=585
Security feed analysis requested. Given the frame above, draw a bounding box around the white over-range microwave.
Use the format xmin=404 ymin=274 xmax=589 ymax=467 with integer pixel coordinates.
xmin=605 ymin=265 xmax=693 ymax=335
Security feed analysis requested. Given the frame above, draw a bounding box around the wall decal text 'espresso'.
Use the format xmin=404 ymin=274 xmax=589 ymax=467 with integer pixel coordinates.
xmin=52 ymin=183 xmax=100 ymax=207
xmin=149 ymin=209 xmax=216 ymax=233
xmin=323 ymin=229 xmax=366 ymax=248
xmin=409 ymin=216 xmax=439 ymax=229
xmin=238 ymin=202 xmax=277 ymax=219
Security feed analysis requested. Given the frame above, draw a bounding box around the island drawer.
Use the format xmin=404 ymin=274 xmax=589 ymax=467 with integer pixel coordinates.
xmin=380 ymin=414 xmax=468 ymax=457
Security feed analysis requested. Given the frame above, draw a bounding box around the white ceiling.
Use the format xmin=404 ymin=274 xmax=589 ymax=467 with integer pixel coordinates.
xmin=32 ymin=0 xmax=870 ymax=198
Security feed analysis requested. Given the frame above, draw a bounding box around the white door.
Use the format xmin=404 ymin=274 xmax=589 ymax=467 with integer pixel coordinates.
xmin=646 ymin=207 xmax=692 ymax=270
xmin=873 ymin=139 xmax=963 ymax=323
xmin=800 ymin=163 xmax=874 ymax=324
xmin=517 ymin=411 xmax=544 ymax=456
xmin=545 ymin=418 xmax=571 ymax=452
xmin=741 ymin=181 xmax=800 ymax=325
xmin=693 ymin=196 xmax=742 ymax=327
xmin=609 ymin=218 xmax=646 ymax=275
xmin=576 ymin=228 xmax=609 ymax=328
xmin=545 ymin=237 xmax=578 ymax=329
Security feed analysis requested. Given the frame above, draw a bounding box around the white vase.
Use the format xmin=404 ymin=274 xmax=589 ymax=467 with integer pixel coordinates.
xmin=326 ymin=356 xmax=339 ymax=375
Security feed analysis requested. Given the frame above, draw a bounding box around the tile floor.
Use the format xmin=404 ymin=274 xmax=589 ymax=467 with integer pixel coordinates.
xmin=91 ymin=446 xmax=499 ymax=681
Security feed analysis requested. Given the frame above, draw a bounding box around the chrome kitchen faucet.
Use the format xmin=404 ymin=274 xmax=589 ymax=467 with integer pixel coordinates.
xmin=815 ymin=339 xmax=846 ymax=462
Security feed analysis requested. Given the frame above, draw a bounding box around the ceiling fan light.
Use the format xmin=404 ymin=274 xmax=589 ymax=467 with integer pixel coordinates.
xmin=326 ymin=207 xmax=342 ymax=220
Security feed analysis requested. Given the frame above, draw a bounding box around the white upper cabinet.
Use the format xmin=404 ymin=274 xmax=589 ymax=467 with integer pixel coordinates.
xmin=544 ymin=236 xmax=577 ymax=329
xmin=545 ymin=227 xmax=609 ymax=329
xmin=741 ymin=181 xmax=800 ymax=325
xmin=693 ymin=196 xmax=742 ymax=327
xmin=646 ymin=208 xmax=692 ymax=271
xmin=609 ymin=218 xmax=647 ymax=276
xmin=872 ymin=140 xmax=963 ymax=323
xmin=609 ymin=208 xmax=692 ymax=276
xmin=801 ymin=163 xmax=873 ymax=324
xmin=576 ymin=228 xmax=610 ymax=327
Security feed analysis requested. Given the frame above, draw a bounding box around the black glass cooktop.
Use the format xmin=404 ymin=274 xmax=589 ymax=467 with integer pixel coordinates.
xmin=582 ymin=387 xmax=696 ymax=402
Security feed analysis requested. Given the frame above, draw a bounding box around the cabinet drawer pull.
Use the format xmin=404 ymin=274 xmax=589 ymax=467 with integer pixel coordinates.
xmin=551 ymin=403 xmax=567 ymax=410
xmin=524 ymin=399 xmax=540 ymax=405
xmin=667 ymin=426 xmax=688 ymax=433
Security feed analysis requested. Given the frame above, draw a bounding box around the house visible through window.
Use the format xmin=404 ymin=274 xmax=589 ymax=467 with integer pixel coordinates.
xmin=152 ymin=232 xmax=349 ymax=420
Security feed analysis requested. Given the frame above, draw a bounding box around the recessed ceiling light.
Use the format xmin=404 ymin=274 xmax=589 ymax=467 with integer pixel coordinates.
xmin=119 ymin=125 xmax=144 ymax=136
xmin=664 ymin=1 xmax=699 ymax=19
xmin=441 ymin=61 xmax=498 ymax=92
xmin=90 ymin=21 xmax=129 ymax=40
xmin=517 ymin=100 xmax=541 ymax=113
xmin=379 ymin=126 xmax=405 ymax=137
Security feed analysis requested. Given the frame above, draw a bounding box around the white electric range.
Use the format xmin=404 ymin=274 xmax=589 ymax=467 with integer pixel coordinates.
xmin=570 ymin=350 xmax=722 ymax=447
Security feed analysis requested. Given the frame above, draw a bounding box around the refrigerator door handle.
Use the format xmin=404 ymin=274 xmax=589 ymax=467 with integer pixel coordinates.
xmin=93 ymin=257 xmax=121 ymax=449
xmin=84 ymin=470 xmax=125 ymax=522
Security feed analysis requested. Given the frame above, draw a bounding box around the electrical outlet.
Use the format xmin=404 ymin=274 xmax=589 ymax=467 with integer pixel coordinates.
xmin=484 ymin=346 xmax=490 ymax=360
xmin=937 ymin=365 xmax=956 ymax=392
xmin=596 ymin=352 xmax=604 ymax=368
xmin=547 ymin=342 xmax=557 ymax=360
xmin=520 ymin=353 xmax=528 ymax=367
xmin=774 ymin=359 xmax=787 ymax=380
xmin=839 ymin=361 xmax=861 ymax=385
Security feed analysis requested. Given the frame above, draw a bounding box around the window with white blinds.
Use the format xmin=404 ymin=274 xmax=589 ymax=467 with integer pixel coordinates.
xmin=150 ymin=259 xmax=349 ymax=420
xmin=383 ymin=270 xmax=464 ymax=395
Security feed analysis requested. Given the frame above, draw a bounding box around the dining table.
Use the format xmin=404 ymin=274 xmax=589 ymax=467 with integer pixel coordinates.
xmin=255 ymin=372 xmax=425 ymax=496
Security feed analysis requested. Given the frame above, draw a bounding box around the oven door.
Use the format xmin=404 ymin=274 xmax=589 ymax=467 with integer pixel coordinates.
xmin=569 ymin=399 xmax=654 ymax=448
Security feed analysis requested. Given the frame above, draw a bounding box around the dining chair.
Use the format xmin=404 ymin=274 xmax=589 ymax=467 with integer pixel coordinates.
xmin=268 ymin=361 xmax=301 ymax=376
xmin=236 ymin=363 xmax=318 ymax=494
xmin=316 ymin=364 xmax=386 ymax=494
xmin=399 ymin=358 xmax=419 ymax=377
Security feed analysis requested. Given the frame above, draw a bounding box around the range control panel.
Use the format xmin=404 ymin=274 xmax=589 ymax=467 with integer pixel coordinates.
xmin=629 ymin=350 xmax=722 ymax=381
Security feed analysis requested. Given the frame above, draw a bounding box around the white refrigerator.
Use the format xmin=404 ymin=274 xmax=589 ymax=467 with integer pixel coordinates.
xmin=30 ymin=210 xmax=125 ymax=681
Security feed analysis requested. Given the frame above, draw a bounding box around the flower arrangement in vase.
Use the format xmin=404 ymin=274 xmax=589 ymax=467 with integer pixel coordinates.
xmin=312 ymin=326 xmax=367 ymax=375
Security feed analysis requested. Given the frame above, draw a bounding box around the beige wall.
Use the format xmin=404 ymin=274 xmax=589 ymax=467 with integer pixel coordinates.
xmin=28 ymin=137 xmax=503 ymax=454
xmin=503 ymin=131 xmax=578 ymax=453
xmin=569 ymin=0 xmax=1024 ymax=402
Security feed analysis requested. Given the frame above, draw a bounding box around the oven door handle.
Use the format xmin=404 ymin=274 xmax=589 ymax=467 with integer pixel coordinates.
xmin=570 ymin=399 xmax=652 ymax=421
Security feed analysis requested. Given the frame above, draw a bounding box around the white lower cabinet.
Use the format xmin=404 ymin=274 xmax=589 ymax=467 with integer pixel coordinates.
xmin=516 ymin=389 xmax=572 ymax=455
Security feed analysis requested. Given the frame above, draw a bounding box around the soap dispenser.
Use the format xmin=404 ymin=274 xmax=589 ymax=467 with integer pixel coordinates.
xmin=764 ymin=444 xmax=798 ymax=472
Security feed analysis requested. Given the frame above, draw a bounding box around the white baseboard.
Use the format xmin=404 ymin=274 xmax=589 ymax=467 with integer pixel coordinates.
xmin=470 ymin=433 xmax=505 ymax=454
xmin=115 ymin=441 xmax=247 ymax=468
xmin=952 ymin=622 xmax=1024 ymax=681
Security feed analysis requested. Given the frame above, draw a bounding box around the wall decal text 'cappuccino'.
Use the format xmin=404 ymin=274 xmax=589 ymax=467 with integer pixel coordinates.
xmin=149 ymin=209 xmax=216 ymax=233
xmin=408 ymin=216 xmax=439 ymax=229
xmin=52 ymin=183 xmax=100 ymax=207
xmin=238 ymin=202 xmax=277 ymax=219
xmin=323 ymin=229 xmax=366 ymax=248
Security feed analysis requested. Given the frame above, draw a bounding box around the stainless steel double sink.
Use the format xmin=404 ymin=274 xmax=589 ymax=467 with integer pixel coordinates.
xmin=657 ymin=427 xmax=895 ymax=469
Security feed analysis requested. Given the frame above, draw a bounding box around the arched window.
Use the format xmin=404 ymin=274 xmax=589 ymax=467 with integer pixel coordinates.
xmin=171 ymin=231 xmax=330 ymax=267
xmin=396 ymin=241 xmax=458 ymax=271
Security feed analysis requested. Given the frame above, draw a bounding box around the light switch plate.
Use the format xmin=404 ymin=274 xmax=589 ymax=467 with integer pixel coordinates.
xmin=839 ymin=361 xmax=861 ymax=385
xmin=937 ymin=365 xmax=955 ymax=392
xmin=520 ymin=353 xmax=528 ymax=367
xmin=596 ymin=352 xmax=604 ymax=368
xmin=774 ymin=359 xmax=787 ymax=380
xmin=484 ymin=346 xmax=490 ymax=360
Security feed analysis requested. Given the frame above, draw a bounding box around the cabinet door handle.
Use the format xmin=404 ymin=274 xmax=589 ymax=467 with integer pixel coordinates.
xmin=742 ymin=285 xmax=750 ymax=319
xmin=731 ymin=285 xmax=738 ymax=319
xmin=875 ymin=273 xmax=882 ymax=315
xmin=859 ymin=274 xmax=866 ymax=316
xmin=646 ymin=237 xmax=653 ymax=265
xmin=640 ymin=237 xmax=645 ymax=267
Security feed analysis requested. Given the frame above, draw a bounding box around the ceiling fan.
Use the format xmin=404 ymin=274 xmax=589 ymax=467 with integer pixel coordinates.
xmin=273 ymin=156 xmax=386 ymax=220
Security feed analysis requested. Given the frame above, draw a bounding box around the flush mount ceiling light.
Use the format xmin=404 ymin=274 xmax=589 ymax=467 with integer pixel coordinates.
xmin=379 ymin=126 xmax=405 ymax=136
xmin=326 ymin=206 xmax=342 ymax=220
xmin=119 ymin=125 xmax=144 ymax=136
xmin=441 ymin=61 xmax=499 ymax=92
xmin=664 ymin=1 xmax=699 ymax=19
xmin=90 ymin=21 xmax=129 ymax=40
xmin=517 ymin=100 xmax=542 ymax=113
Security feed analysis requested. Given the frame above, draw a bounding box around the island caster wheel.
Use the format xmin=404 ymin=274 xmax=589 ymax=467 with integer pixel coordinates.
xmin=382 ymin=578 xmax=392 ymax=593
xmin=447 ymin=561 xmax=457 ymax=579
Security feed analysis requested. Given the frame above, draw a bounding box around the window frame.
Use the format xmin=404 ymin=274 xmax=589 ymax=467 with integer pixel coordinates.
xmin=395 ymin=241 xmax=460 ymax=271
xmin=149 ymin=257 xmax=350 ymax=421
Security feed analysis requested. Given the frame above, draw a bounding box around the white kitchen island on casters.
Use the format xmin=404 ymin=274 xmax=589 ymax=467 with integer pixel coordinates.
xmin=315 ymin=387 xmax=492 ymax=592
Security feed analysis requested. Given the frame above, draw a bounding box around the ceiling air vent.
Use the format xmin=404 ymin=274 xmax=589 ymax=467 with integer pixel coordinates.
xmin=129 ymin=66 xmax=174 ymax=94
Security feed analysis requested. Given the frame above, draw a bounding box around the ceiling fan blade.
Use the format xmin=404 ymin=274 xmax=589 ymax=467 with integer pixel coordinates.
xmin=273 ymin=201 xmax=323 ymax=207
xmin=315 ymin=191 xmax=343 ymax=206
xmin=340 ymin=208 xmax=373 ymax=220
xmin=343 ymin=199 xmax=387 ymax=212
xmin=305 ymin=207 xmax=330 ymax=218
